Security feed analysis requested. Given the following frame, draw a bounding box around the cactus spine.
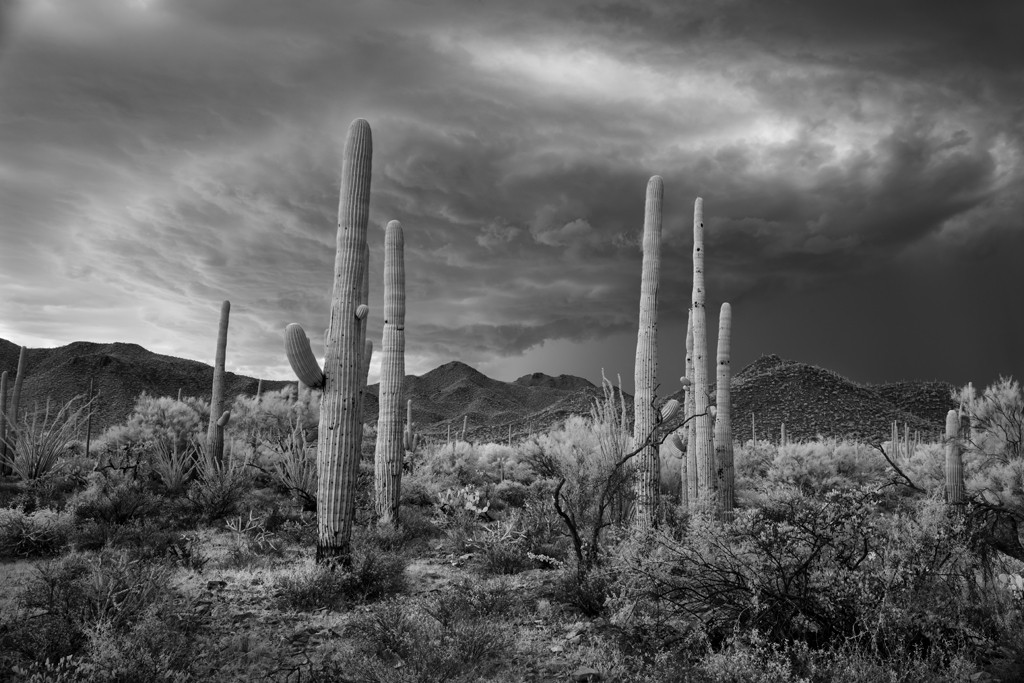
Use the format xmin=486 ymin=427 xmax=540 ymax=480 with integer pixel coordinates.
xmin=632 ymin=175 xmax=663 ymax=531
xmin=374 ymin=220 xmax=406 ymax=526
xmin=714 ymin=302 xmax=733 ymax=519
xmin=283 ymin=118 xmax=372 ymax=564
xmin=207 ymin=300 xmax=230 ymax=464
xmin=945 ymin=409 xmax=965 ymax=504
xmin=690 ymin=198 xmax=715 ymax=508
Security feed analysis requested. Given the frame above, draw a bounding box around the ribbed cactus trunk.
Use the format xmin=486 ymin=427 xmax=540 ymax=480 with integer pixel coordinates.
xmin=714 ymin=303 xmax=733 ymax=519
xmin=684 ymin=311 xmax=696 ymax=509
xmin=316 ymin=118 xmax=373 ymax=563
xmin=374 ymin=220 xmax=406 ymax=526
xmin=0 ymin=370 xmax=8 ymax=471
xmin=631 ymin=176 xmax=663 ymax=531
xmin=207 ymin=300 xmax=230 ymax=464
xmin=690 ymin=198 xmax=715 ymax=509
xmin=945 ymin=409 xmax=965 ymax=505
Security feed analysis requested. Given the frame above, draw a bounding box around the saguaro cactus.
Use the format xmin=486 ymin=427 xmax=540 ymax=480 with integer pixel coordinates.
xmin=207 ymin=300 xmax=230 ymax=464
xmin=690 ymin=198 xmax=715 ymax=508
xmin=945 ymin=409 xmax=965 ymax=504
xmin=684 ymin=310 xmax=697 ymax=508
xmin=714 ymin=302 xmax=733 ymax=519
xmin=374 ymin=220 xmax=406 ymax=525
xmin=404 ymin=399 xmax=419 ymax=454
xmin=632 ymin=175 xmax=663 ymax=531
xmin=283 ymin=118 xmax=372 ymax=564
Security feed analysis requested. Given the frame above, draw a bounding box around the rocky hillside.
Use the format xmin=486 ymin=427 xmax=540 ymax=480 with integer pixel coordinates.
xmin=1 ymin=338 xmax=958 ymax=445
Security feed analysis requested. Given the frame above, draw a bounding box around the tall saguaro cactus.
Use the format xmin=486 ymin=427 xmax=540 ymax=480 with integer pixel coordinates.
xmin=284 ymin=118 xmax=373 ymax=563
xmin=375 ymin=220 xmax=406 ymax=525
xmin=684 ymin=311 xmax=697 ymax=508
xmin=690 ymin=198 xmax=715 ymax=508
xmin=632 ymin=175 xmax=663 ymax=531
xmin=207 ymin=300 xmax=231 ymax=464
xmin=714 ymin=303 xmax=734 ymax=519
xmin=945 ymin=409 xmax=965 ymax=505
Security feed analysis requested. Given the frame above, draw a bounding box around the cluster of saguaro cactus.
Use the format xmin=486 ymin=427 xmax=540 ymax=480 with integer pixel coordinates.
xmin=632 ymin=175 xmax=663 ymax=531
xmin=374 ymin=220 xmax=406 ymax=526
xmin=284 ymin=118 xmax=373 ymax=564
xmin=890 ymin=421 xmax=919 ymax=462
xmin=207 ymin=300 xmax=231 ymax=464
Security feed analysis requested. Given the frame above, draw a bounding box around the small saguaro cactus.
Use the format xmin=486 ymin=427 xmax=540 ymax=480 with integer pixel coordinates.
xmin=945 ymin=409 xmax=965 ymax=504
xmin=283 ymin=118 xmax=373 ymax=564
xmin=632 ymin=175 xmax=663 ymax=531
xmin=207 ymin=300 xmax=231 ymax=464
xmin=690 ymin=198 xmax=715 ymax=508
xmin=374 ymin=220 xmax=406 ymax=526
xmin=714 ymin=302 xmax=733 ymax=519
xmin=403 ymin=399 xmax=419 ymax=453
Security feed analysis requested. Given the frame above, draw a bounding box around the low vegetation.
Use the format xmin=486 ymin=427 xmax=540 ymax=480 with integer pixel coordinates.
xmin=0 ymin=377 xmax=1022 ymax=681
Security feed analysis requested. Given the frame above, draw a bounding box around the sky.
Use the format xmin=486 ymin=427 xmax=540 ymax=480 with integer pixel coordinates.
xmin=0 ymin=0 xmax=1021 ymax=393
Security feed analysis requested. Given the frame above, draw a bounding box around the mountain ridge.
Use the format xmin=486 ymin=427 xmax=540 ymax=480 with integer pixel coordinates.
xmin=0 ymin=339 xmax=957 ymax=444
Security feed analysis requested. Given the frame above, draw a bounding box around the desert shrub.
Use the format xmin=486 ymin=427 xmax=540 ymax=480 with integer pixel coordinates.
xmin=92 ymin=394 xmax=207 ymax=476
xmin=274 ymin=547 xmax=406 ymax=611
xmin=634 ymin=488 xmax=1021 ymax=664
xmin=475 ymin=515 xmax=535 ymax=574
xmin=399 ymin=471 xmax=438 ymax=507
xmin=188 ymin=440 xmax=253 ymax=522
xmin=493 ymin=479 xmax=530 ymax=508
xmin=69 ymin=470 xmax=158 ymax=527
xmin=331 ymin=584 xmax=513 ymax=682
xmin=765 ymin=439 xmax=886 ymax=493
xmin=356 ymin=508 xmax=439 ymax=553
xmin=554 ymin=567 xmax=615 ymax=617
xmin=957 ymin=376 xmax=1024 ymax=461
xmin=0 ymin=506 xmax=74 ymax=558
xmin=0 ymin=550 xmax=181 ymax=673
xmin=423 ymin=440 xmax=483 ymax=487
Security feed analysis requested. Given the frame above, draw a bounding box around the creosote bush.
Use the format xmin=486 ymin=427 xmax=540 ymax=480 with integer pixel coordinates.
xmin=273 ymin=546 xmax=407 ymax=611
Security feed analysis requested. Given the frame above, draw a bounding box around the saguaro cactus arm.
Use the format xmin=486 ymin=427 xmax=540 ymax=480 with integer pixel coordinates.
xmin=285 ymin=323 xmax=326 ymax=389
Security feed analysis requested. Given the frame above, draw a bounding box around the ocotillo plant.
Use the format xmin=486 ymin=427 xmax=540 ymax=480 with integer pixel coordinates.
xmin=374 ymin=219 xmax=406 ymax=526
xmin=685 ymin=310 xmax=697 ymax=507
xmin=690 ymin=198 xmax=715 ymax=508
xmin=714 ymin=303 xmax=733 ymax=519
xmin=945 ymin=409 xmax=965 ymax=504
xmin=207 ymin=300 xmax=231 ymax=464
xmin=632 ymin=175 xmax=663 ymax=531
xmin=4 ymin=347 xmax=27 ymax=473
xmin=283 ymin=118 xmax=372 ymax=564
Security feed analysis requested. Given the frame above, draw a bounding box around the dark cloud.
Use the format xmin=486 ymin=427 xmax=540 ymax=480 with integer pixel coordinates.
xmin=0 ymin=0 xmax=1019 ymax=392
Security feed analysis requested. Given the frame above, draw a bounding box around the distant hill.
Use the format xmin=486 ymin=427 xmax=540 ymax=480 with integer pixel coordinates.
xmin=0 ymin=339 xmax=957 ymax=444
xmin=666 ymin=354 xmax=957 ymax=444
xmin=0 ymin=339 xmax=292 ymax=434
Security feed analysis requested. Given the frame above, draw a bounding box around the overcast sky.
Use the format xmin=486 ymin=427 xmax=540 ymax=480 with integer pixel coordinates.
xmin=0 ymin=0 xmax=1021 ymax=393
